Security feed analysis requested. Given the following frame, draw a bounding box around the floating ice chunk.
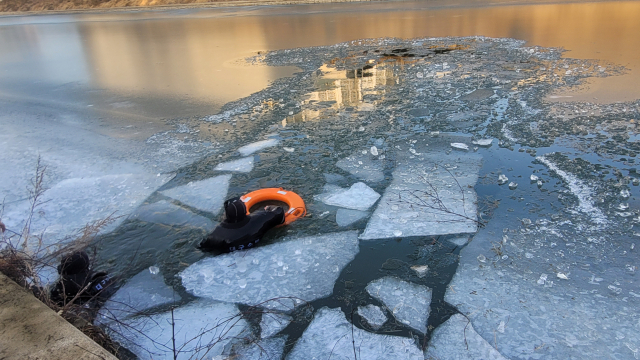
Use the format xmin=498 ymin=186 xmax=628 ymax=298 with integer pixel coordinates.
xmin=180 ymin=231 xmax=360 ymax=310
xmin=620 ymin=189 xmax=631 ymax=199
xmin=530 ymin=174 xmax=539 ymax=182
xmin=317 ymin=182 xmax=380 ymax=211
xmin=129 ymin=200 xmax=215 ymax=231
xmin=159 ymin=175 xmax=231 ymax=215
xmin=283 ymin=147 xmax=295 ymax=153
xmin=472 ymin=139 xmax=493 ymax=147
xmin=106 ymin=300 xmax=247 ymax=360
xmin=451 ymin=142 xmax=469 ymax=150
xmin=287 ymin=307 xmax=423 ymax=359
xmin=361 ymin=153 xmax=481 ymax=240
xmin=148 ymin=266 xmax=160 ymax=275
xmin=336 ymin=152 xmax=385 ymax=182
xmin=97 ymin=269 xmax=180 ymax=324
xmin=238 ymin=139 xmax=279 ymax=156
xmin=357 ymin=304 xmax=388 ymax=330
xmin=557 ymin=272 xmax=569 ymax=280
xmin=371 ymin=146 xmax=379 ymax=156
xmin=410 ymin=265 xmax=429 ymax=278
xmin=234 ymin=336 xmax=287 ymax=360
xmin=260 ymin=312 xmax=292 ymax=338
xmin=448 ymin=237 xmax=469 ymax=246
xmin=498 ymin=174 xmax=509 ymax=185
xmin=214 ymin=156 xmax=254 ymax=173
xmin=509 ymin=182 xmax=518 ymax=190
xmin=335 ymin=208 xmax=368 ymax=226
xmin=365 ymin=277 xmax=432 ymax=334
xmin=425 ymin=314 xmax=508 ymax=360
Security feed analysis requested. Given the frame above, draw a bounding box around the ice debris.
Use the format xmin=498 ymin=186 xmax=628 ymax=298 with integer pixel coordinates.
xmin=410 ymin=265 xmax=429 ymax=278
xmin=214 ymin=156 xmax=254 ymax=173
xmin=530 ymin=174 xmax=539 ymax=182
xmin=287 ymin=307 xmax=423 ymax=359
xmin=129 ymin=200 xmax=215 ymax=231
xmin=357 ymin=304 xmax=388 ymax=330
xmin=315 ymin=182 xmax=380 ymax=211
xmin=159 ymin=175 xmax=231 ymax=215
xmin=371 ymin=146 xmax=379 ymax=156
xmin=472 ymin=139 xmax=493 ymax=147
xmin=448 ymin=237 xmax=469 ymax=246
xmin=335 ymin=208 xmax=368 ymax=226
xmin=238 ymin=139 xmax=279 ymax=156
xmin=260 ymin=312 xmax=292 ymax=338
xmin=425 ymin=314 xmax=507 ymax=360
xmin=180 ymin=231 xmax=360 ymax=310
xmin=451 ymin=142 xmax=469 ymax=150
xmin=283 ymin=147 xmax=295 ymax=153
xmin=361 ymin=153 xmax=481 ymax=239
xmin=97 ymin=268 xmax=180 ymax=324
xmin=106 ymin=300 xmax=246 ymax=360
xmin=509 ymin=182 xmax=518 ymax=190
xmin=336 ymin=152 xmax=385 ymax=182
xmin=365 ymin=277 xmax=432 ymax=334
xmin=498 ymin=174 xmax=509 ymax=185
xmin=234 ymin=336 xmax=287 ymax=360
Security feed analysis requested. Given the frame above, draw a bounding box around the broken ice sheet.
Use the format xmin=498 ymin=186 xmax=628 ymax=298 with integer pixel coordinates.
xmin=336 ymin=152 xmax=385 ymax=183
xmin=180 ymin=231 xmax=360 ymax=310
xmin=159 ymin=174 xmax=231 ymax=215
xmin=360 ymin=153 xmax=481 ymax=240
xmin=260 ymin=312 xmax=292 ymax=338
xmin=129 ymin=200 xmax=215 ymax=231
xmin=365 ymin=277 xmax=432 ymax=334
xmin=96 ymin=268 xmax=180 ymax=324
xmin=233 ymin=336 xmax=287 ymax=360
xmin=238 ymin=139 xmax=279 ymax=156
xmin=287 ymin=307 xmax=423 ymax=360
xmin=315 ymin=182 xmax=380 ymax=211
xmin=106 ymin=300 xmax=247 ymax=360
xmin=214 ymin=156 xmax=254 ymax=173
xmin=335 ymin=208 xmax=369 ymax=226
xmin=425 ymin=314 xmax=507 ymax=360
xmin=357 ymin=304 xmax=388 ymax=330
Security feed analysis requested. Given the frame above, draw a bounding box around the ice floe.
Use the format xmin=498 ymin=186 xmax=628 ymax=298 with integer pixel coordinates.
xmin=360 ymin=153 xmax=481 ymax=240
xmin=214 ymin=156 xmax=254 ymax=173
xmin=472 ymin=139 xmax=493 ymax=147
xmin=286 ymin=307 xmax=423 ymax=359
xmin=238 ymin=139 xmax=279 ymax=156
xmin=260 ymin=312 xmax=292 ymax=338
xmin=336 ymin=152 xmax=385 ymax=183
xmin=106 ymin=300 xmax=247 ymax=360
xmin=335 ymin=208 xmax=369 ymax=226
xmin=180 ymin=231 xmax=360 ymax=310
xmin=315 ymin=182 xmax=380 ymax=211
xmin=357 ymin=304 xmax=388 ymax=330
xmin=129 ymin=200 xmax=215 ymax=231
xmin=425 ymin=314 xmax=507 ymax=360
xmin=97 ymin=268 xmax=180 ymax=324
xmin=159 ymin=174 xmax=231 ymax=215
xmin=365 ymin=277 xmax=432 ymax=334
xmin=234 ymin=336 xmax=287 ymax=360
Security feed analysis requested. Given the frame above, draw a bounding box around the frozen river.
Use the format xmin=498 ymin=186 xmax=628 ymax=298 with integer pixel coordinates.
xmin=1 ymin=1 xmax=640 ymax=359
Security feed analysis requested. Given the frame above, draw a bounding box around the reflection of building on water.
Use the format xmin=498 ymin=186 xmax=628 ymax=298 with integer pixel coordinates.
xmin=282 ymin=63 xmax=396 ymax=126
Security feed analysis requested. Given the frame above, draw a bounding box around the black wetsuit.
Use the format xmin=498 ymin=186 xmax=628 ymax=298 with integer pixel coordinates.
xmin=200 ymin=197 xmax=285 ymax=252
xmin=50 ymin=251 xmax=114 ymax=307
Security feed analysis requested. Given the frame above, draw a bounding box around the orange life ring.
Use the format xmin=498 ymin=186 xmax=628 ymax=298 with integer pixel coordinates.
xmin=240 ymin=188 xmax=306 ymax=225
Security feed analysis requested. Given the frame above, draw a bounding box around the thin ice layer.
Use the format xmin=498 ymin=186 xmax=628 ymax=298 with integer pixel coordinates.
xmin=357 ymin=304 xmax=388 ymax=330
xmin=97 ymin=268 xmax=180 ymax=324
xmin=214 ymin=156 xmax=254 ymax=173
xmin=129 ymin=200 xmax=215 ymax=231
xmin=238 ymin=139 xmax=279 ymax=156
xmin=315 ymin=182 xmax=380 ymax=211
xmin=425 ymin=314 xmax=507 ymax=360
xmin=360 ymin=153 xmax=481 ymax=240
xmin=180 ymin=231 xmax=360 ymax=310
xmin=365 ymin=277 xmax=432 ymax=334
xmin=260 ymin=312 xmax=292 ymax=338
xmin=234 ymin=336 xmax=287 ymax=360
xmin=106 ymin=300 xmax=247 ymax=360
xmin=286 ymin=307 xmax=423 ymax=360
xmin=336 ymin=208 xmax=368 ymax=227
xmin=336 ymin=152 xmax=385 ymax=183
xmin=159 ymin=174 xmax=231 ymax=214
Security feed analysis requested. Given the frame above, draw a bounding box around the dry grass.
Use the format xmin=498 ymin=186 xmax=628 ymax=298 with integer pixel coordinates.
xmin=0 ymin=0 xmax=253 ymax=12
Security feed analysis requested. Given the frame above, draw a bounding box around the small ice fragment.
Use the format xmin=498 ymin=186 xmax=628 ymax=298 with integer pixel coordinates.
xmin=451 ymin=143 xmax=469 ymax=150
xmin=283 ymin=147 xmax=295 ymax=153
xmin=509 ymin=182 xmax=518 ymax=190
xmin=238 ymin=139 xmax=279 ymax=156
xmin=416 ymin=72 xmax=424 ymax=78
xmin=608 ymin=285 xmax=622 ymax=294
xmin=393 ymin=230 xmax=402 ymax=237
xmin=525 ymin=252 xmax=534 ymax=259
xmin=472 ymin=139 xmax=493 ymax=147
xmin=358 ymin=126 xmax=365 ymax=131
xmin=633 ymin=179 xmax=640 ymax=186
xmin=557 ymin=273 xmax=569 ymax=280
xmin=411 ymin=265 xmax=429 ymax=278
xmin=618 ymin=203 xmax=629 ymax=211
xmin=409 ymin=148 xmax=421 ymax=155
xmin=537 ymin=180 xmax=543 ymax=187
xmin=497 ymin=320 xmax=506 ymax=333
xmin=477 ymin=254 xmax=486 ymax=263
xmin=530 ymin=174 xmax=539 ymax=182
xmin=149 ymin=266 xmax=160 ymax=275
xmin=362 ymin=150 xmax=368 ymax=155
xmin=537 ymin=273 xmax=548 ymax=285
xmin=620 ymin=189 xmax=631 ymax=199
xmin=357 ymin=304 xmax=388 ymax=330
xmin=430 ymin=131 xmax=440 ymax=136
xmin=366 ymin=277 xmax=432 ymax=334
xmin=498 ymin=174 xmax=509 ymax=185
xmin=370 ymin=146 xmax=379 ymax=156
